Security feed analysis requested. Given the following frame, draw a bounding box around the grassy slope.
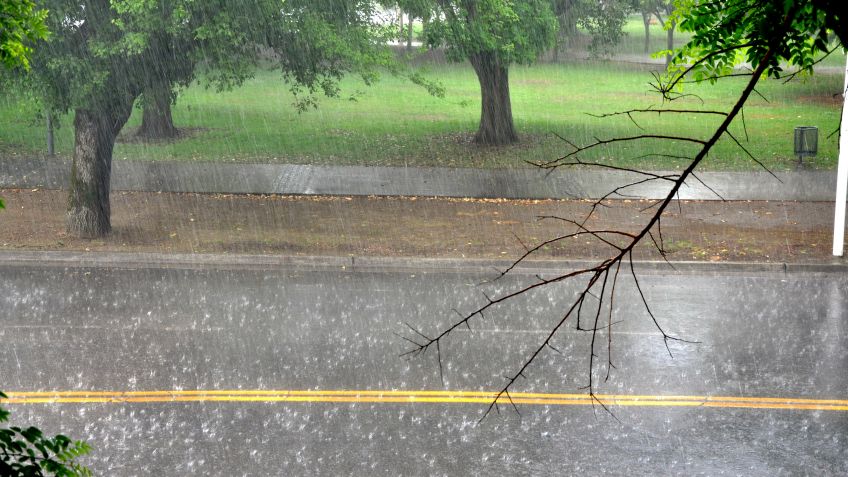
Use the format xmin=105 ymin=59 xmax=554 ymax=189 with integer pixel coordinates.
xmin=0 ymin=49 xmax=841 ymax=171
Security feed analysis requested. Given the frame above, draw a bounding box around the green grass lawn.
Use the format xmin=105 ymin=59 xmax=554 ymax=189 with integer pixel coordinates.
xmin=0 ymin=59 xmax=842 ymax=171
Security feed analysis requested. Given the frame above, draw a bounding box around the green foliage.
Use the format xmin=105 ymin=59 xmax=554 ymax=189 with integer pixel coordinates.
xmin=20 ymin=0 xmax=397 ymax=118
xmin=577 ymin=0 xmax=631 ymax=55
xmin=0 ymin=0 xmax=46 ymax=211
xmin=424 ymin=0 xmax=558 ymax=65
xmin=0 ymin=0 xmax=49 ymax=70
xmin=0 ymin=392 xmax=91 ymax=477
xmin=669 ymin=0 xmax=845 ymax=83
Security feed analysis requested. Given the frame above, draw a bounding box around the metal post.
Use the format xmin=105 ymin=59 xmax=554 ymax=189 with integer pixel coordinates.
xmin=833 ymin=54 xmax=848 ymax=256
xmin=46 ymin=114 xmax=55 ymax=156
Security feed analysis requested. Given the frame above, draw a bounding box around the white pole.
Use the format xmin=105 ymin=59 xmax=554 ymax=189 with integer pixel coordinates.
xmin=833 ymin=54 xmax=848 ymax=256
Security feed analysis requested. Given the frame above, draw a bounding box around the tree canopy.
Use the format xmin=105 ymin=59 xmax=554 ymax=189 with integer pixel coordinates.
xmin=27 ymin=0 xmax=391 ymax=122
xmin=425 ymin=0 xmax=558 ymax=65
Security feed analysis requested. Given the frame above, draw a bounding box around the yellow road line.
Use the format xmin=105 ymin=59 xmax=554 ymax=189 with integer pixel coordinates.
xmin=3 ymin=390 xmax=847 ymax=411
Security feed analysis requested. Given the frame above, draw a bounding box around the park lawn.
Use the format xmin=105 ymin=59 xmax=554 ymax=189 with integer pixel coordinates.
xmin=0 ymin=60 xmax=841 ymax=171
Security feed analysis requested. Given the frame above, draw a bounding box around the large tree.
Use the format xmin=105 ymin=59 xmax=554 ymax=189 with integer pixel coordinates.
xmin=21 ymin=0 xmax=390 ymax=238
xmin=424 ymin=0 xmax=558 ymax=146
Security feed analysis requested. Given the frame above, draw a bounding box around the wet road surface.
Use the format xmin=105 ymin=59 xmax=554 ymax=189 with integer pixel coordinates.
xmin=1 ymin=260 xmax=846 ymax=475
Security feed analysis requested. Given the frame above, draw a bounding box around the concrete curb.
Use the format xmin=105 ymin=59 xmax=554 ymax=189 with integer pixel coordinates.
xmin=1 ymin=251 xmax=845 ymax=276
xmin=0 ymin=157 xmax=839 ymax=201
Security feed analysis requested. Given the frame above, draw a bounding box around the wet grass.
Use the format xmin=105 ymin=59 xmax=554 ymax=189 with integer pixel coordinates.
xmin=0 ymin=59 xmax=842 ymax=171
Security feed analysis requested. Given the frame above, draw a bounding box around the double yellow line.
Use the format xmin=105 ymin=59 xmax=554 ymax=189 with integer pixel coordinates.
xmin=3 ymin=390 xmax=847 ymax=411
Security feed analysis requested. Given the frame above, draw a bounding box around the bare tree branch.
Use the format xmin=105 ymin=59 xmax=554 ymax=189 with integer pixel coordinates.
xmin=587 ymin=108 xmax=728 ymax=119
xmin=403 ymin=15 xmax=793 ymax=421
xmin=534 ymin=135 xmax=707 ymax=169
xmin=724 ymin=130 xmax=782 ymax=181
xmin=535 ymin=153 xmax=682 ymax=181
xmin=691 ymin=172 xmax=727 ymax=201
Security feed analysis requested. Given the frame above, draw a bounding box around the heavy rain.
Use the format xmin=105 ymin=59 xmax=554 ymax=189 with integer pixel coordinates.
xmin=0 ymin=1 xmax=846 ymax=475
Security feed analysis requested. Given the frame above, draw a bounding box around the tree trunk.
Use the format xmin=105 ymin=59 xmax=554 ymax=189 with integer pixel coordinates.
xmin=397 ymin=9 xmax=404 ymax=43
xmin=470 ymin=52 xmax=517 ymax=146
xmin=67 ymin=101 xmax=134 ymax=238
xmin=137 ymin=82 xmax=178 ymax=139
xmin=665 ymin=22 xmax=675 ymax=67
xmin=664 ymin=3 xmax=675 ymax=67
xmin=642 ymin=12 xmax=651 ymax=54
xmin=406 ymin=14 xmax=413 ymax=50
xmin=422 ymin=13 xmax=433 ymax=50
xmin=560 ymin=3 xmax=578 ymax=40
xmin=46 ymin=114 xmax=55 ymax=156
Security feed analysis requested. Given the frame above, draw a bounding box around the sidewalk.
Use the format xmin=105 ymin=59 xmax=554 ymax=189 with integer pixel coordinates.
xmin=0 ymin=157 xmax=839 ymax=201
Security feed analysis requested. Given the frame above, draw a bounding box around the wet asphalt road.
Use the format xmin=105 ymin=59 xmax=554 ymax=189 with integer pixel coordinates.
xmin=0 ymin=260 xmax=846 ymax=475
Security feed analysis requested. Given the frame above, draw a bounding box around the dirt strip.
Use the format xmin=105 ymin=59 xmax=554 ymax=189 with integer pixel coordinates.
xmin=0 ymin=189 xmax=839 ymax=263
